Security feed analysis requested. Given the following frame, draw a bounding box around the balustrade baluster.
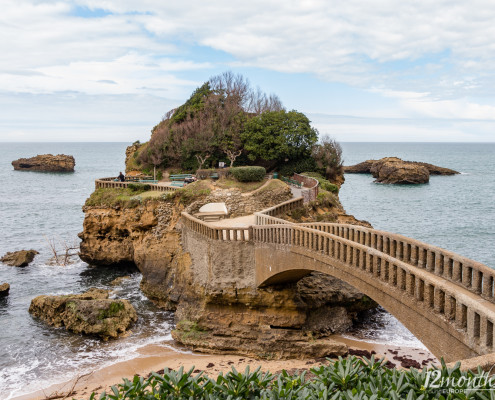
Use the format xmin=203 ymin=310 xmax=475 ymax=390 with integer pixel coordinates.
xmin=455 ymin=303 xmax=468 ymax=330
xmin=406 ymin=273 xmax=415 ymax=296
xmin=483 ymin=275 xmax=494 ymax=299
xmin=462 ymin=265 xmax=472 ymax=288
xmin=416 ymin=279 xmax=425 ymax=301
xmin=444 ymin=295 xmax=456 ymax=320
xmin=434 ymin=288 xmax=445 ymax=314
xmin=473 ymin=270 xmax=483 ymax=294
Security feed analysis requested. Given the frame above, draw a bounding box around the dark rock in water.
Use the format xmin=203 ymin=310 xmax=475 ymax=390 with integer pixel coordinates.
xmin=344 ymin=157 xmax=459 ymax=180
xmin=12 ymin=154 xmax=75 ymax=172
xmin=370 ymin=157 xmax=430 ymax=184
xmin=0 ymin=283 xmax=10 ymax=297
xmin=1 ymin=249 xmax=39 ymax=267
xmin=29 ymin=288 xmax=137 ymax=340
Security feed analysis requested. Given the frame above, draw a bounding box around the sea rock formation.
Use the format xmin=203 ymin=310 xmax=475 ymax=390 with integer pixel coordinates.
xmin=1 ymin=249 xmax=39 ymax=267
xmin=12 ymin=154 xmax=75 ymax=172
xmin=79 ymin=181 xmax=376 ymax=358
xmin=344 ymin=157 xmax=459 ymax=179
xmin=29 ymin=288 xmax=137 ymax=339
xmin=0 ymin=283 xmax=10 ymax=297
xmin=370 ymin=157 xmax=430 ymax=184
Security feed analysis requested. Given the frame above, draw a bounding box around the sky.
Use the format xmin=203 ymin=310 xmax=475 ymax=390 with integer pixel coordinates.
xmin=1 ymin=0 xmax=495 ymax=142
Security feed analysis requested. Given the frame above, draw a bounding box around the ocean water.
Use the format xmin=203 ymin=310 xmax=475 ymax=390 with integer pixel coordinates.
xmin=0 ymin=143 xmax=176 ymax=399
xmin=0 ymin=142 xmax=493 ymax=397
xmin=339 ymin=142 xmax=495 ymax=346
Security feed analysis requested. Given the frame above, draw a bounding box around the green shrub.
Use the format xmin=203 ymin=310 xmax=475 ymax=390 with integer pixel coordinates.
xmin=302 ymin=172 xmax=339 ymax=193
xmin=128 ymin=183 xmax=151 ymax=192
xmin=87 ymin=356 xmax=489 ymax=399
xmin=230 ymin=166 xmax=266 ymax=182
xmin=289 ymin=207 xmax=308 ymax=221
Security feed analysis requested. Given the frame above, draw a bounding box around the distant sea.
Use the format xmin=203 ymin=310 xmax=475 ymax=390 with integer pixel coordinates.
xmin=0 ymin=142 xmax=493 ymax=398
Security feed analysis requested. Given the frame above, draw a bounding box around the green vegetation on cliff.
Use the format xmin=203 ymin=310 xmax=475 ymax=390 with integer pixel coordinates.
xmin=87 ymin=356 xmax=484 ymax=399
xmin=130 ymin=71 xmax=343 ymax=183
xmin=85 ymin=180 xmax=212 ymax=208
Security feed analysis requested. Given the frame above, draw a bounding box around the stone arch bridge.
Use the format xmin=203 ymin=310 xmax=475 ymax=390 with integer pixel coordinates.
xmin=181 ymin=197 xmax=495 ymax=363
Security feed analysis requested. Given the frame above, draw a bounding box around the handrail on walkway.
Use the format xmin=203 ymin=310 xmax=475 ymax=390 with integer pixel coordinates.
xmin=94 ymin=177 xmax=179 ymax=193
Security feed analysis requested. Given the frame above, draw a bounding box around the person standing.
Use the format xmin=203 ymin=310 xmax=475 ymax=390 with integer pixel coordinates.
xmin=118 ymin=171 xmax=125 ymax=182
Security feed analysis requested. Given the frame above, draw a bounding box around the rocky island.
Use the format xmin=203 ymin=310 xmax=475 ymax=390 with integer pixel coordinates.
xmin=72 ymin=73 xmax=382 ymax=359
xmin=344 ymin=157 xmax=459 ymax=184
xmin=79 ymin=176 xmax=374 ymax=358
xmin=12 ymin=154 xmax=75 ymax=172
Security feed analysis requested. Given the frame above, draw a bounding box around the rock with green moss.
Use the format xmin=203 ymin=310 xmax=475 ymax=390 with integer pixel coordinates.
xmin=29 ymin=288 xmax=137 ymax=340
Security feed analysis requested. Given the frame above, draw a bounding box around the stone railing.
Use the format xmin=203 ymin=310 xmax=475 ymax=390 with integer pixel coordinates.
xmin=181 ymin=212 xmax=252 ymax=241
xmin=95 ymin=177 xmax=178 ymax=193
xmin=300 ymin=223 xmax=495 ymax=305
xmin=254 ymin=197 xmax=304 ymax=225
xmin=251 ymin=222 xmax=495 ymax=356
xmin=293 ymin=173 xmax=319 ymax=202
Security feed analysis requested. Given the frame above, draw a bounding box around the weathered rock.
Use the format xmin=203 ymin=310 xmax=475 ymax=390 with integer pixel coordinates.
xmin=344 ymin=157 xmax=459 ymax=177
xmin=12 ymin=154 xmax=75 ymax=172
xmin=343 ymin=160 xmax=376 ymax=174
xmin=0 ymin=283 xmax=10 ymax=297
xmin=110 ymin=276 xmax=131 ymax=286
xmin=370 ymin=157 xmax=430 ymax=184
xmin=1 ymin=250 xmax=39 ymax=267
xmin=29 ymin=288 xmax=137 ymax=339
xmin=79 ymin=183 xmax=375 ymax=358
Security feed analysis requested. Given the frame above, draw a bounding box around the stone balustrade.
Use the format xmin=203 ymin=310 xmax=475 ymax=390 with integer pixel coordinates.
xmin=300 ymin=223 xmax=495 ymax=304
xmin=293 ymin=173 xmax=319 ymax=202
xmin=181 ymin=195 xmax=495 ymax=361
xmin=251 ymin=222 xmax=495 ymax=359
xmin=181 ymin=212 xmax=252 ymax=241
xmin=95 ymin=177 xmax=178 ymax=193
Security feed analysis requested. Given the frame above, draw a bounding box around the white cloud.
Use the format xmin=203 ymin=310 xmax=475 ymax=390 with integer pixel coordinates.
xmin=378 ymin=89 xmax=495 ymax=120
xmin=67 ymin=0 xmax=495 ymax=96
xmin=4 ymin=0 xmax=495 ymax=98
xmin=2 ymin=0 xmax=495 ymax=141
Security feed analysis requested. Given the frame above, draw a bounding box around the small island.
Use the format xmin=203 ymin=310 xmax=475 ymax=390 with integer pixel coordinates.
xmin=344 ymin=157 xmax=459 ymax=184
xmin=12 ymin=154 xmax=75 ymax=172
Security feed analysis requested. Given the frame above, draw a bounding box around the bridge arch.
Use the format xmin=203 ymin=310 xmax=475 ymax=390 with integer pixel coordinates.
xmin=252 ymin=221 xmax=495 ymax=363
xmin=181 ymin=196 xmax=495 ymax=363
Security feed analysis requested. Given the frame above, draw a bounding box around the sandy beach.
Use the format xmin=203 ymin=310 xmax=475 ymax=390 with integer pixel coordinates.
xmin=13 ymin=337 xmax=438 ymax=400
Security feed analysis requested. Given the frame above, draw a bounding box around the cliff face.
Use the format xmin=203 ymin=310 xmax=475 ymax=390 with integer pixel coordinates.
xmin=12 ymin=154 xmax=75 ymax=172
xmin=79 ymin=182 xmax=375 ymax=359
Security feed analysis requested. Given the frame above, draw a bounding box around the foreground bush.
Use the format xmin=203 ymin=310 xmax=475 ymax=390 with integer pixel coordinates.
xmin=86 ymin=356 xmax=492 ymax=399
xmin=230 ymin=166 xmax=266 ymax=182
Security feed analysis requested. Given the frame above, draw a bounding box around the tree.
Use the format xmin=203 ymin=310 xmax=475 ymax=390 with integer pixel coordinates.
xmin=312 ymin=135 xmax=343 ymax=181
xmin=148 ymin=146 xmax=163 ymax=180
xmin=241 ymin=110 xmax=318 ymax=163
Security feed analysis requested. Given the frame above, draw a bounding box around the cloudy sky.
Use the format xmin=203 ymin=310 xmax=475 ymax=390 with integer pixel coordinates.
xmin=2 ymin=0 xmax=495 ymax=142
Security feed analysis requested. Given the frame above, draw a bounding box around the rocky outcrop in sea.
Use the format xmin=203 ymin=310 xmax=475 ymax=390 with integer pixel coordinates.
xmin=29 ymin=288 xmax=137 ymax=339
xmin=1 ymin=249 xmax=39 ymax=267
xmin=344 ymin=157 xmax=459 ymax=184
xmin=12 ymin=154 xmax=75 ymax=172
xmin=78 ymin=180 xmax=377 ymax=358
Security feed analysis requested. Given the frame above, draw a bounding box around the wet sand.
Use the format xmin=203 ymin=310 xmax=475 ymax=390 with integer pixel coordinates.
xmin=13 ymin=337 xmax=438 ymax=400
